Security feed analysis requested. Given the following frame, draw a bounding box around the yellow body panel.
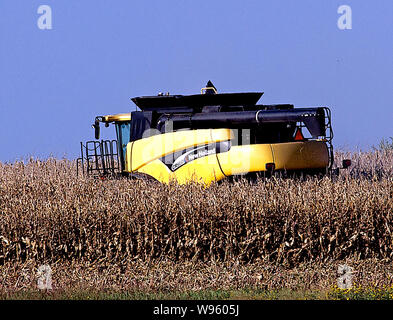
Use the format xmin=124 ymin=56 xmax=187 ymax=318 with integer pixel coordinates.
xmin=136 ymin=155 xmax=225 ymax=184
xmin=217 ymin=144 xmax=274 ymax=176
xmin=271 ymin=141 xmax=329 ymax=170
xmin=216 ymin=141 xmax=328 ymax=177
xmin=103 ymin=113 xmax=131 ymax=122
xmin=173 ymin=154 xmax=225 ymax=184
xmin=126 ymin=128 xmax=233 ymax=172
xmin=125 ymin=129 xmax=329 ymax=185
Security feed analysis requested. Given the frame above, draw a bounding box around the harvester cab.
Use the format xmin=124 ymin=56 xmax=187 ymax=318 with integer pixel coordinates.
xmin=77 ymin=81 xmax=349 ymax=184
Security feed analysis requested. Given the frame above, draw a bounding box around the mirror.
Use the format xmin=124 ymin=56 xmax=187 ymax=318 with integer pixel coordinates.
xmin=93 ymin=120 xmax=100 ymax=140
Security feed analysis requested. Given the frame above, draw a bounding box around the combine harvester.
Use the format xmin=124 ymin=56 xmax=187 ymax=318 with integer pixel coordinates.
xmin=77 ymin=81 xmax=350 ymax=184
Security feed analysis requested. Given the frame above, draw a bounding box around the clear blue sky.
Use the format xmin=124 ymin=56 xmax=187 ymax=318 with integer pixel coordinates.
xmin=0 ymin=0 xmax=392 ymax=161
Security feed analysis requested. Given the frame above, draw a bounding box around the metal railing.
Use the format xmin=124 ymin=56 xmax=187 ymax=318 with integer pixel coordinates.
xmin=322 ymin=107 xmax=334 ymax=170
xmin=77 ymin=140 xmax=120 ymax=176
xmin=295 ymin=107 xmax=334 ymax=170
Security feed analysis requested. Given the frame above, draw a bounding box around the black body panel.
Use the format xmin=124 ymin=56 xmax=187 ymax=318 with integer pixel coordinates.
xmin=132 ymin=92 xmax=263 ymax=111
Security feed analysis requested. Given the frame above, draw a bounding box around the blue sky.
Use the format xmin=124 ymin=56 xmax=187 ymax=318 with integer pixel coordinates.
xmin=0 ymin=0 xmax=392 ymax=161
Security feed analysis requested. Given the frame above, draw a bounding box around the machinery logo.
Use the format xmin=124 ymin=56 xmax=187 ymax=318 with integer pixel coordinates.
xmin=171 ymin=144 xmax=217 ymax=171
xmin=160 ymin=141 xmax=231 ymax=172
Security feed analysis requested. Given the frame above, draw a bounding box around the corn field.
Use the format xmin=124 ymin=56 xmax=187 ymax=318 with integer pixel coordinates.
xmin=0 ymin=149 xmax=392 ymax=294
xmin=0 ymin=149 xmax=392 ymax=265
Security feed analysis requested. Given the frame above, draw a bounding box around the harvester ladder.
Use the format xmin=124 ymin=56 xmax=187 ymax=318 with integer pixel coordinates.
xmin=77 ymin=139 xmax=120 ymax=177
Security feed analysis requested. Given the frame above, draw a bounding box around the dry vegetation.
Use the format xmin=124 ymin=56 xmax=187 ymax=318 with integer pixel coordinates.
xmin=0 ymin=148 xmax=392 ymax=298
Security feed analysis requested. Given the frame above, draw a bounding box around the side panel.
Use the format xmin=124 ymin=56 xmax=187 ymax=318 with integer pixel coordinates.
xmin=125 ymin=129 xmax=329 ymax=184
xmin=125 ymin=128 xmax=233 ymax=172
xmin=135 ymin=154 xmax=225 ymax=185
xmin=132 ymin=159 xmax=171 ymax=183
xmin=217 ymin=141 xmax=328 ymax=176
xmin=217 ymin=144 xmax=274 ymax=176
xmin=271 ymin=141 xmax=329 ymax=170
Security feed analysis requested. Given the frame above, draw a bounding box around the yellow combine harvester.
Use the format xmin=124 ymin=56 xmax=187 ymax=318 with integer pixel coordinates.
xmin=77 ymin=81 xmax=350 ymax=184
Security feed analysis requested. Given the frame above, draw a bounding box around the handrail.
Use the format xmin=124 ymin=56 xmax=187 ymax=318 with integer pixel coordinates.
xmin=200 ymin=86 xmax=218 ymax=94
xmin=77 ymin=139 xmax=120 ymax=177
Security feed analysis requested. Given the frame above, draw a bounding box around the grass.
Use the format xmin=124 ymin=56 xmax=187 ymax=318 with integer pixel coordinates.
xmin=4 ymin=286 xmax=393 ymax=300
xmin=0 ymin=288 xmax=331 ymax=300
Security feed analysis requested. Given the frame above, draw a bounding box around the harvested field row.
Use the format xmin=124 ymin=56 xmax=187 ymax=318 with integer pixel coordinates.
xmin=1 ymin=259 xmax=393 ymax=298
